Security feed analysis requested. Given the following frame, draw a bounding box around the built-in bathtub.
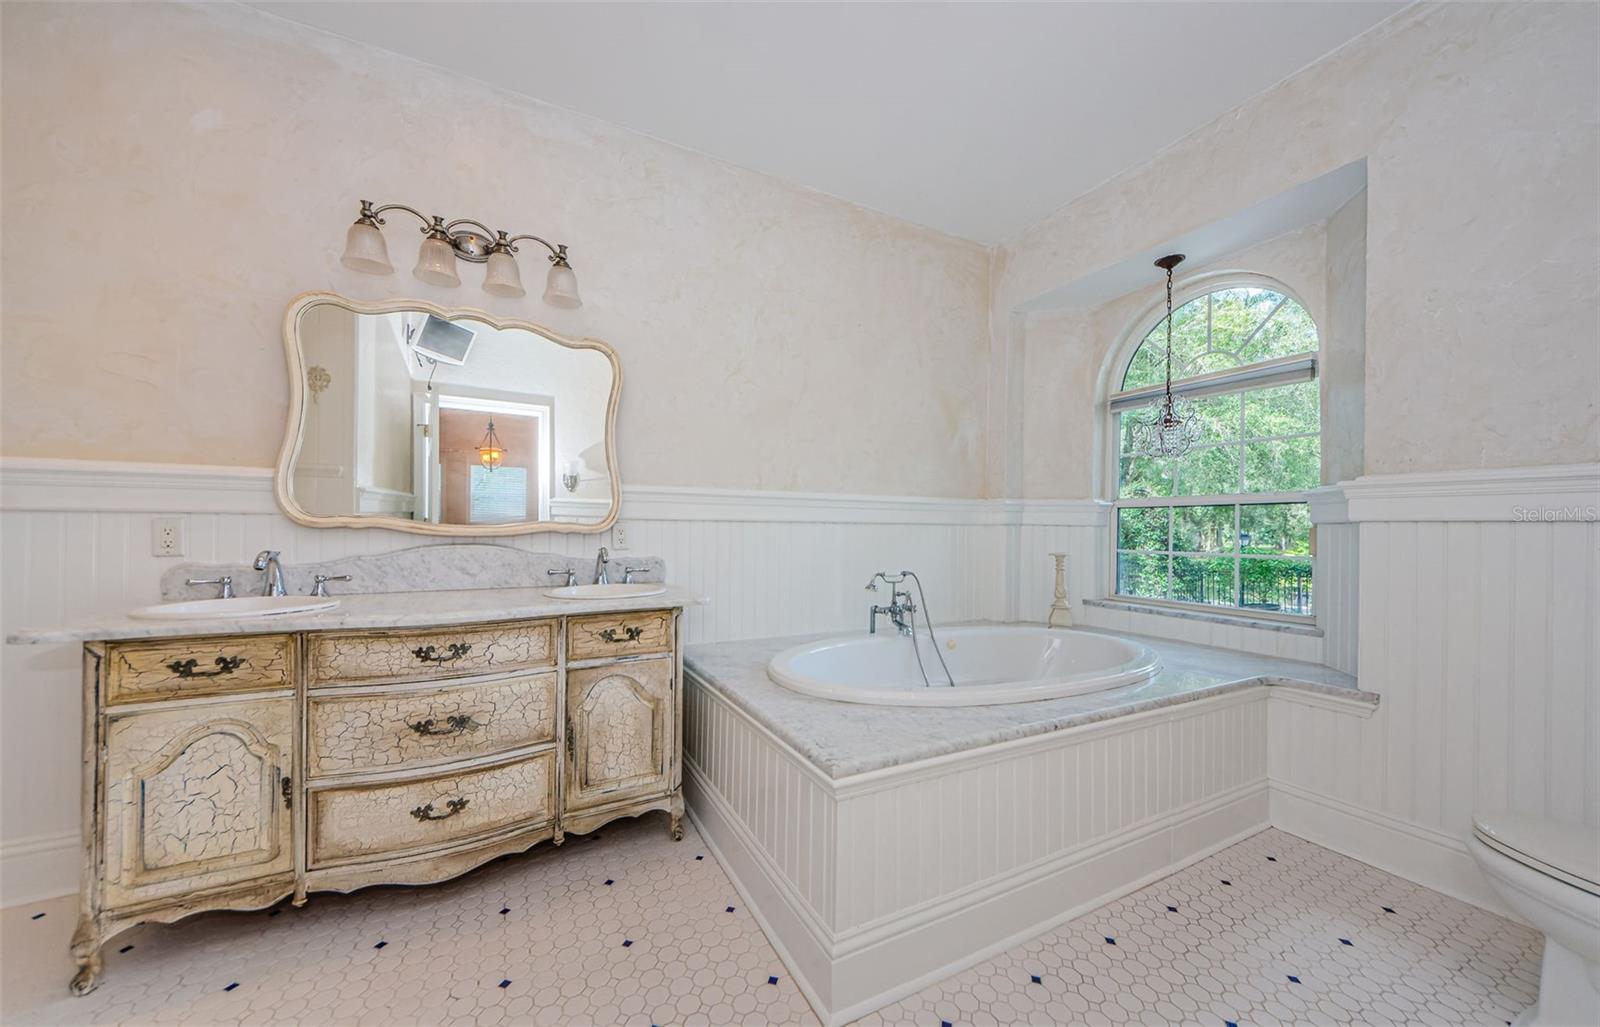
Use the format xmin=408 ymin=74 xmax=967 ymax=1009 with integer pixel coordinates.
xmin=767 ymin=624 xmax=1160 ymax=706
xmin=682 ymin=626 xmax=1379 ymax=1025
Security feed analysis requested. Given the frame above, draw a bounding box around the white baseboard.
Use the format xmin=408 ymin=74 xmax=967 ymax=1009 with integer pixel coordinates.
xmin=1268 ymin=780 xmax=1518 ymax=922
xmin=0 ymin=830 xmax=79 ymax=906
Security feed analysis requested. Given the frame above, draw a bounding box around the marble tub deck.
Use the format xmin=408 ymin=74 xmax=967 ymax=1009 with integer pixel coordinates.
xmin=685 ymin=627 xmax=1374 ymax=779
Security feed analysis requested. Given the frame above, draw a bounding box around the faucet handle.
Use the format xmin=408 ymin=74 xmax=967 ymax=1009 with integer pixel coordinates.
xmin=621 ymin=566 xmax=648 ymax=584
xmin=311 ymin=574 xmax=351 ymax=598
xmin=186 ymin=576 xmax=234 ymax=599
xmin=547 ymin=568 xmax=578 ymax=587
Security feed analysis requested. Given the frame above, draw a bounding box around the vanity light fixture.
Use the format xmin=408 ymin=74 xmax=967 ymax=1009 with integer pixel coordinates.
xmin=561 ymin=460 xmax=581 ymax=493
xmin=1125 ymin=254 xmax=1201 ymax=460
xmin=477 ymin=418 xmax=506 ymax=471
xmin=340 ymin=200 xmax=582 ymax=308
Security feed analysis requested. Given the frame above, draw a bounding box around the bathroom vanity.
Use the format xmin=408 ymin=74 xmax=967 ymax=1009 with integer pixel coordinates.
xmin=17 ymin=584 xmax=694 ymax=995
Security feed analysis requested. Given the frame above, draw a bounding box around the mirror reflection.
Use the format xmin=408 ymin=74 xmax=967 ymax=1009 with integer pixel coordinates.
xmin=285 ymin=300 xmax=616 ymax=529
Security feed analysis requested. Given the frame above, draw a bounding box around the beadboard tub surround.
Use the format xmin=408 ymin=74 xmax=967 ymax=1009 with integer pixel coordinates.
xmin=682 ymin=630 xmax=1375 ymax=1024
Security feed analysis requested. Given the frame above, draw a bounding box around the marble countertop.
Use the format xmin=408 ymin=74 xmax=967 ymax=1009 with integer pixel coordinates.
xmin=684 ymin=627 xmax=1374 ymax=780
xmin=7 ymin=585 xmax=706 ymax=645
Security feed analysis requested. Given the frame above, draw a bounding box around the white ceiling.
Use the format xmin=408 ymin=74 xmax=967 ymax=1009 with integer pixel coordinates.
xmin=250 ymin=1 xmax=1404 ymax=245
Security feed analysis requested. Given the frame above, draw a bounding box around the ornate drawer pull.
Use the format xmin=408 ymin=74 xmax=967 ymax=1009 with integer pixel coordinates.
xmin=408 ymin=714 xmax=481 ymax=737
xmin=166 ymin=655 xmax=248 ymax=679
xmin=410 ymin=797 xmax=469 ymax=822
xmin=597 ymin=626 xmax=644 ymax=644
xmin=412 ymin=642 xmax=472 ymax=664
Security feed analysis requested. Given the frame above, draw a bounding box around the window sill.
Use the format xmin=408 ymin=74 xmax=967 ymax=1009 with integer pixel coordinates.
xmin=1081 ymin=598 xmax=1322 ymax=637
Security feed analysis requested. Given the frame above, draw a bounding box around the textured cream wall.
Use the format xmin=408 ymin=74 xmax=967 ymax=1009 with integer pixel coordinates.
xmin=0 ymin=3 xmax=991 ymax=496
xmin=1019 ymin=224 xmax=1333 ymax=499
xmin=995 ymin=1 xmax=1600 ymax=480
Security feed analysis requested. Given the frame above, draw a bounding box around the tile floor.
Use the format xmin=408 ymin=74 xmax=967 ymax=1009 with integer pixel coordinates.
xmin=1 ymin=819 xmax=1540 ymax=1026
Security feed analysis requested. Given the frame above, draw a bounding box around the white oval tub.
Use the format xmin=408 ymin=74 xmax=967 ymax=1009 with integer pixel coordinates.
xmin=766 ymin=625 xmax=1160 ymax=706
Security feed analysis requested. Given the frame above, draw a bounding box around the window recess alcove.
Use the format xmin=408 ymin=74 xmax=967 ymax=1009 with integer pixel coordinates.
xmin=1012 ymin=161 xmax=1367 ymax=674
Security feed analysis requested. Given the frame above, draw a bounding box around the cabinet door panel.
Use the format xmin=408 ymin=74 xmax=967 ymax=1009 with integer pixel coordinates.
xmin=102 ymin=697 xmax=293 ymax=910
xmin=565 ymin=658 xmax=672 ymax=811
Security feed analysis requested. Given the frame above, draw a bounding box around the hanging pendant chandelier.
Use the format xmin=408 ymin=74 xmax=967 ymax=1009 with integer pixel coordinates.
xmin=477 ymin=418 xmax=506 ymax=471
xmin=1126 ymin=253 xmax=1201 ymax=460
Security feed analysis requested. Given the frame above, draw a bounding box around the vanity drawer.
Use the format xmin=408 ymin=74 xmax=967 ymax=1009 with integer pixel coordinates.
xmin=306 ymin=672 xmax=557 ymax=777
xmin=105 ymin=635 xmax=294 ymax=705
xmin=308 ymin=750 xmax=554 ymax=867
xmin=567 ymin=610 xmax=674 ymax=662
xmin=307 ymin=619 xmax=556 ymax=686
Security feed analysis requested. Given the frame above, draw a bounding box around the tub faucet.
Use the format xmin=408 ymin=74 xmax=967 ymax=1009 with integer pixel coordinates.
xmin=593 ymin=546 xmax=610 ymax=585
xmin=865 ymin=573 xmax=916 ymax=636
xmin=253 ymin=550 xmax=286 ymax=597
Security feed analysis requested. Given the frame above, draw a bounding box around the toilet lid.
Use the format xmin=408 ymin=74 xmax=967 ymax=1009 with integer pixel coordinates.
xmin=1473 ymin=811 xmax=1600 ymax=895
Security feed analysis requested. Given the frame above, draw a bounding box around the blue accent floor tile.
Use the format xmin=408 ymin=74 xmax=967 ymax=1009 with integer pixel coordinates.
xmin=498 ymin=979 xmax=511 ymax=989
xmin=1104 ymin=936 xmax=1116 ymax=945
xmin=941 ymin=1021 xmax=953 ymax=1027
xmin=224 ymin=982 xmax=239 ymax=992
xmin=267 ymin=909 xmax=281 ymax=917
xmin=374 ymin=941 xmax=387 ymax=949
xmin=119 ymin=945 xmax=134 ymax=954
xmin=1383 ymin=906 xmax=1396 ymax=913
xmin=1267 ymin=856 xmax=1278 ymax=862
xmin=1340 ymin=938 xmax=1353 ymax=946
xmin=695 ymin=855 xmax=704 ymax=861
xmin=726 ymin=906 xmax=735 ymax=913
xmin=1167 ymin=905 xmax=1179 ymax=912
xmin=1221 ymin=879 xmax=1232 ymax=886
xmin=29 ymin=913 xmax=44 ymax=920
xmin=604 ymin=879 xmax=614 ymax=886
xmin=622 ymin=939 xmax=633 ymax=947
xmin=1030 ymin=975 xmax=1042 ymax=984
xmin=1226 ymin=1021 xmax=1238 ymax=1027
xmin=1287 ymin=975 xmax=1301 ymax=983
xmin=768 ymin=975 xmax=779 ymax=985
xmin=500 ymin=907 xmax=511 ymax=915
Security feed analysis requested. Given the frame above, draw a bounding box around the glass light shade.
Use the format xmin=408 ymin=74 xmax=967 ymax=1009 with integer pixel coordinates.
xmin=543 ymin=263 xmax=582 ymax=308
xmin=478 ymin=446 xmax=504 ymax=470
xmin=413 ymin=235 xmax=461 ymax=287
xmin=341 ymin=222 xmax=393 ymax=274
xmin=481 ymin=250 xmax=525 ymax=298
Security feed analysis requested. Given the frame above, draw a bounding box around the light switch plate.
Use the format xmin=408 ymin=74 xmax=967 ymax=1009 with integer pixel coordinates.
xmin=612 ymin=523 xmax=630 ymax=550
xmin=152 ymin=517 xmax=187 ymax=558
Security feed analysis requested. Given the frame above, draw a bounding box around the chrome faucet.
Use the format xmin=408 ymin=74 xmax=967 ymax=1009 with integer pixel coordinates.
xmin=253 ymin=550 xmax=287 ymax=597
xmin=547 ymin=567 xmax=578 ymax=587
xmin=593 ymin=546 xmax=610 ymax=585
xmin=865 ymin=573 xmax=916 ymax=636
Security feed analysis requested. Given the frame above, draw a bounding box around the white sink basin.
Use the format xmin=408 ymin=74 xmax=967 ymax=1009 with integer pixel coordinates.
xmin=129 ymin=596 xmax=340 ymax=621
xmin=545 ymin=583 xmax=667 ymax=601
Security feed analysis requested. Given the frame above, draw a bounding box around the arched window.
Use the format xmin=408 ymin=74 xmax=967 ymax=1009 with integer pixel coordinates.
xmin=1110 ymin=283 xmax=1320 ymax=619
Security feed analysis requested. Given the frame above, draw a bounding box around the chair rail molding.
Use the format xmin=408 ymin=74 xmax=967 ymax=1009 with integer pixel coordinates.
xmin=1342 ymin=462 xmax=1600 ymax=522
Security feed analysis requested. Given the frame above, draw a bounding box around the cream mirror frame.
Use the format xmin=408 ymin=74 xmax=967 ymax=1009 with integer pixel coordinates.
xmin=274 ymin=292 xmax=621 ymax=536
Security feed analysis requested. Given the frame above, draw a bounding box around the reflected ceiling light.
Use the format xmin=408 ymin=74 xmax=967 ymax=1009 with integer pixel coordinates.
xmin=477 ymin=417 xmax=506 ymax=471
xmin=339 ymin=200 xmax=581 ymax=308
xmin=1125 ymin=254 xmax=1201 ymax=460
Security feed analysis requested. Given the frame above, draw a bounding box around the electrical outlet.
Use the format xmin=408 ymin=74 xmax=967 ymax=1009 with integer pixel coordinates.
xmin=152 ymin=517 xmax=187 ymax=558
xmin=611 ymin=523 xmax=630 ymax=550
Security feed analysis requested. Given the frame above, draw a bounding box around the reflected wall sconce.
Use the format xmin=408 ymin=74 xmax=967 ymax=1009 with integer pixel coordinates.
xmin=341 ymin=200 xmax=582 ymax=308
xmin=561 ymin=460 xmax=581 ymax=493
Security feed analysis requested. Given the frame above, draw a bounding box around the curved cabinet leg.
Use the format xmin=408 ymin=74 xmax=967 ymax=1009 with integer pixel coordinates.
xmin=69 ymin=920 xmax=103 ymax=996
xmin=669 ymin=792 xmax=684 ymax=841
xmin=552 ymin=823 xmax=565 ymax=846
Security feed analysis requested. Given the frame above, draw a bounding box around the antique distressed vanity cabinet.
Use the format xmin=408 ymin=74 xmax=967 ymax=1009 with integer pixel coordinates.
xmin=66 ymin=601 xmax=686 ymax=995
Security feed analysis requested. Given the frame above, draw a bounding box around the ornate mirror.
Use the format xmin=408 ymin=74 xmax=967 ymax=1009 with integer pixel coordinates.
xmin=274 ymin=293 xmax=620 ymax=535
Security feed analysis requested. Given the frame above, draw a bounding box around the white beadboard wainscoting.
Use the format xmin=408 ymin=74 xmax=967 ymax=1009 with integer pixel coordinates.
xmin=0 ymin=458 xmax=1085 ymax=905
xmin=684 ymin=675 xmax=1296 ymax=1025
xmin=1272 ymin=464 xmax=1600 ymax=914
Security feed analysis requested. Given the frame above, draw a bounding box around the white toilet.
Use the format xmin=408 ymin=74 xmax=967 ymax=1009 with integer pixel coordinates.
xmin=1469 ymin=811 xmax=1600 ymax=1027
